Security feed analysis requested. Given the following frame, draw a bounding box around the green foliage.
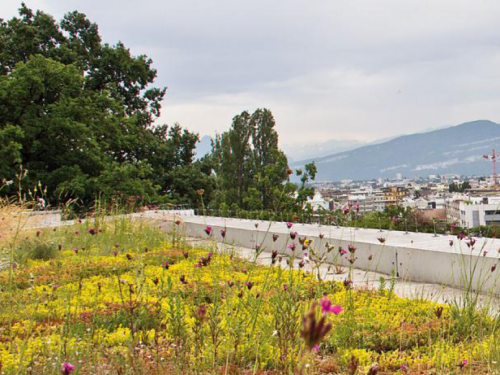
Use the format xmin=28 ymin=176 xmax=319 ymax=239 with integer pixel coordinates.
xmin=15 ymin=237 xmax=58 ymax=263
xmin=212 ymin=108 xmax=316 ymax=212
xmin=0 ymin=5 xmax=213 ymax=208
xmin=449 ymin=181 xmax=471 ymax=193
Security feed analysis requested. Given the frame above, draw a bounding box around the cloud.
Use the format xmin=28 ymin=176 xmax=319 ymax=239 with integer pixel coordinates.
xmin=4 ymin=0 xmax=500 ymax=148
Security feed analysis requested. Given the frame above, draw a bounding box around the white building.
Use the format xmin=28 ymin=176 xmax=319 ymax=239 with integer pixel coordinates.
xmin=306 ymin=191 xmax=330 ymax=211
xmin=348 ymin=195 xmax=374 ymax=213
xmin=446 ymin=195 xmax=500 ymax=228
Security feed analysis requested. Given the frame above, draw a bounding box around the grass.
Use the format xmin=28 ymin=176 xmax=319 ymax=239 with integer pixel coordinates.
xmin=1 ymin=209 xmax=500 ymax=374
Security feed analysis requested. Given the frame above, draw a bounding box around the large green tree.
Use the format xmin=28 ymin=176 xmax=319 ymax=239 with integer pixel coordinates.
xmin=0 ymin=5 xmax=213 ymax=207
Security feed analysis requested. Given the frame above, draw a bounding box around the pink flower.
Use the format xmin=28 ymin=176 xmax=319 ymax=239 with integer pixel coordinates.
xmin=204 ymin=225 xmax=212 ymax=236
xmin=61 ymin=362 xmax=76 ymax=374
xmin=286 ymin=222 xmax=293 ymax=229
xmin=287 ymin=243 xmax=296 ymax=251
xmin=312 ymin=344 xmax=320 ymax=352
xmin=342 ymin=207 xmax=350 ymax=214
xmin=462 ymin=359 xmax=468 ymax=366
xmin=449 ymin=239 xmax=454 ymax=247
xmin=320 ymin=298 xmax=343 ymax=315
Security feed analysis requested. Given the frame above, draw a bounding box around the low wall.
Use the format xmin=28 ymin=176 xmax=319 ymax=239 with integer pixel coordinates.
xmin=168 ymin=215 xmax=500 ymax=294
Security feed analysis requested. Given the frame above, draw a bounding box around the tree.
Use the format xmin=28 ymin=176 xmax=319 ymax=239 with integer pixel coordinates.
xmin=212 ymin=108 xmax=315 ymax=213
xmin=0 ymin=5 xmax=213 ymax=208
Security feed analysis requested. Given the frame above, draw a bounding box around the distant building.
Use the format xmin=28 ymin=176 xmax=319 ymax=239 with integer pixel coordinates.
xmin=381 ymin=186 xmax=408 ymax=207
xmin=348 ymin=195 xmax=374 ymax=213
xmin=446 ymin=194 xmax=500 ymax=228
xmin=306 ymin=191 xmax=330 ymax=211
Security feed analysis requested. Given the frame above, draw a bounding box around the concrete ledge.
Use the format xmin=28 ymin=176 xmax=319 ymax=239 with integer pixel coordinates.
xmin=165 ymin=215 xmax=500 ymax=294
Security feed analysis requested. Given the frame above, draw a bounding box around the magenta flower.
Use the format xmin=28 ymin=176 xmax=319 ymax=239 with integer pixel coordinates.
xmin=61 ymin=362 xmax=76 ymax=375
xmin=220 ymin=229 xmax=226 ymax=238
xmin=290 ymin=231 xmax=297 ymax=240
xmin=342 ymin=207 xmax=350 ymax=214
xmin=339 ymin=247 xmax=347 ymax=256
xmin=204 ymin=225 xmax=212 ymax=236
xmin=245 ymin=281 xmax=253 ymax=290
xmin=163 ymin=261 xmax=169 ymax=270
xmin=348 ymin=244 xmax=356 ymax=253
xmin=287 ymin=243 xmax=296 ymax=251
xmin=458 ymin=358 xmax=469 ymax=369
xmin=286 ymin=222 xmax=293 ymax=229
xmin=319 ymin=234 xmax=324 ymax=239
xmin=272 ymin=234 xmax=279 ymax=242
xmin=312 ymin=344 xmax=320 ymax=352
xmin=320 ymin=298 xmax=343 ymax=315
xmin=343 ymin=278 xmax=353 ymax=289
xmin=467 ymin=238 xmax=476 ymax=248
xmin=449 ymin=239 xmax=454 ymax=247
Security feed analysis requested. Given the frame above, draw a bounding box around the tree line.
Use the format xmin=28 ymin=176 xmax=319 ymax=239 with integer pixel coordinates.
xmin=0 ymin=5 xmax=315 ymax=213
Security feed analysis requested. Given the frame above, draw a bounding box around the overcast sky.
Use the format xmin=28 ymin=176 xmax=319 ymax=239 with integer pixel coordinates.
xmin=4 ymin=0 xmax=500 ymax=149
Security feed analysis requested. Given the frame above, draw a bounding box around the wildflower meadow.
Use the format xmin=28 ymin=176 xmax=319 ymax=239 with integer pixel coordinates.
xmin=1 ymin=204 xmax=500 ymax=375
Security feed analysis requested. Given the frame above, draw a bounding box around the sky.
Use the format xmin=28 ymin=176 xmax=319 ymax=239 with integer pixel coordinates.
xmin=3 ymin=0 xmax=500 ymax=150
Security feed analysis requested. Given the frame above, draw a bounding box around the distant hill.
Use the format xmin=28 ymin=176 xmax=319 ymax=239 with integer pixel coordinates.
xmin=284 ymin=139 xmax=366 ymax=162
xmin=290 ymin=120 xmax=500 ymax=181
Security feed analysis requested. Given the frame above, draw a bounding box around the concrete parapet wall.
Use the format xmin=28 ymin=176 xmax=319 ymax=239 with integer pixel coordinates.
xmin=168 ymin=215 xmax=500 ymax=294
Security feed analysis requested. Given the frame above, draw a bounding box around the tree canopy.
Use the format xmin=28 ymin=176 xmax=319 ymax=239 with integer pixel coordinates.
xmin=0 ymin=4 xmax=213 ymax=208
xmin=211 ymin=109 xmax=316 ymax=213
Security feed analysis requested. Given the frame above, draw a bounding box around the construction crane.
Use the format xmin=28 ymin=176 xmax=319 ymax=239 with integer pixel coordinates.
xmin=483 ymin=149 xmax=498 ymax=189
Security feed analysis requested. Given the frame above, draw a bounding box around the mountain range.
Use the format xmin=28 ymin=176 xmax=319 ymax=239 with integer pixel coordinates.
xmin=290 ymin=120 xmax=500 ymax=181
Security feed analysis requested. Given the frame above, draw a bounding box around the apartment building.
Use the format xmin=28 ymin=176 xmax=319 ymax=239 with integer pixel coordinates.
xmin=446 ymin=194 xmax=500 ymax=228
